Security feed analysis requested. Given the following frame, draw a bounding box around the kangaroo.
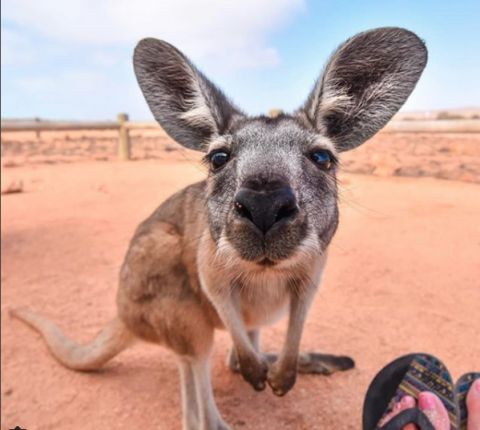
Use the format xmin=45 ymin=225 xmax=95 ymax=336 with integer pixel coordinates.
xmin=11 ymin=27 xmax=427 ymax=430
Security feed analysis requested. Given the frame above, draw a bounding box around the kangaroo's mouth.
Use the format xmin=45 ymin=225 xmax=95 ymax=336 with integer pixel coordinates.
xmin=224 ymin=209 xmax=309 ymax=265
xmin=257 ymin=257 xmax=276 ymax=267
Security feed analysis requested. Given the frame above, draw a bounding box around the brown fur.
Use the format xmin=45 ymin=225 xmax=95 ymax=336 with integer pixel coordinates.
xmin=117 ymin=182 xmax=221 ymax=355
xmin=11 ymin=27 xmax=427 ymax=430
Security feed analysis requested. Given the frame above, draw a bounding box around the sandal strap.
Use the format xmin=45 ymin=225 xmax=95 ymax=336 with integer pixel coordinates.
xmin=378 ymin=408 xmax=436 ymax=430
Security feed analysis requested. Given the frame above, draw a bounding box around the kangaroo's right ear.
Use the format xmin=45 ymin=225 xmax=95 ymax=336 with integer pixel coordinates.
xmin=134 ymin=38 xmax=244 ymax=151
xmin=297 ymin=27 xmax=428 ymax=152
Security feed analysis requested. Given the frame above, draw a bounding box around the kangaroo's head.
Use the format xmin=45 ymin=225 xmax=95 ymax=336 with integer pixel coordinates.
xmin=134 ymin=27 xmax=427 ymax=268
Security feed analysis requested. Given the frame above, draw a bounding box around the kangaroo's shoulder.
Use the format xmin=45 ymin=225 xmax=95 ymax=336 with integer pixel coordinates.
xmin=136 ymin=180 xmax=207 ymax=235
xmin=119 ymin=180 xmax=208 ymax=303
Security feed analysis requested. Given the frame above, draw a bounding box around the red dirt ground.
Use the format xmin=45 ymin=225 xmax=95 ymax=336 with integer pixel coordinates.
xmin=1 ymin=159 xmax=479 ymax=430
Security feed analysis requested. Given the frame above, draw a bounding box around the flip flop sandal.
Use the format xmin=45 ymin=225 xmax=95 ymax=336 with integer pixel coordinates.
xmin=363 ymin=353 xmax=458 ymax=430
xmin=455 ymin=372 xmax=480 ymax=430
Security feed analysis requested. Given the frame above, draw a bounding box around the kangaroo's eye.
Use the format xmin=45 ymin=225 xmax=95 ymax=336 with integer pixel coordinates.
xmin=310 ymin=150 xmax=333 ymax=169
xmin=210 ymin=151 xmax=230 ymax=169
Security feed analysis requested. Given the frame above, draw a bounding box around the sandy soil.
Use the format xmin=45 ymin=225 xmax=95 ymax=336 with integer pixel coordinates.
xmin=1 ymin=159 xmax=479 ymax=430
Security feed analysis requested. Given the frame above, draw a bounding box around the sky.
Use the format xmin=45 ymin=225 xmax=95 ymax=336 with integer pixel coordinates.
xmin=1 ymin=0 xmax=479 ymax=120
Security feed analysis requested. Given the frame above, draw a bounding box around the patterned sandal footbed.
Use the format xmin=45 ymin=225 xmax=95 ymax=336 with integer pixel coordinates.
xmin=456 ymin=372 xmax=480 ymax=430
xmin=363 ymin=353 xmax=479 ymax=430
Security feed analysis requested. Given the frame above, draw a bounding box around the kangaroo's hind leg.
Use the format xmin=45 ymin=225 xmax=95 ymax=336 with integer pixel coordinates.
xmin=172 ymin=315 xmax=230 ymax=430
xmin=261 ymin=351 xmax=354 ymax=375
xmin=128 ymin=298 xmax=228 ymax=430
xmin=178 ymin=358 xmax=200 ymax=430
xmin=170 ymin=317 xmax=230 ymax=430
xmin=191 ymin=353 xmax=232 ymax=430
xmin=119 ymin=219 xmax=231 ymax=429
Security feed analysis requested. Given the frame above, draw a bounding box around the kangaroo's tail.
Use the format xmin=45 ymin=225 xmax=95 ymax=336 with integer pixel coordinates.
xmin=10 ymin=308 xmax=135 ymax=371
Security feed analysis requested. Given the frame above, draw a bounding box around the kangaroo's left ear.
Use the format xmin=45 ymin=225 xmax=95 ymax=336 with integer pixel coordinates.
xmin=134 ymin=38 xmax=244 ymax=151
xmin=297 ymin=27 xmax=428 ymax=152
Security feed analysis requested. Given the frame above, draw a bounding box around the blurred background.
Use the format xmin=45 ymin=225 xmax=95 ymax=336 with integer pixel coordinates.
xmin=1 ymin=0 xmax=479 ymax=181
xmin=2 ymin=0 xmax=480 ymax=119
xmin=2 ymin=1 xmax=479 ymax=430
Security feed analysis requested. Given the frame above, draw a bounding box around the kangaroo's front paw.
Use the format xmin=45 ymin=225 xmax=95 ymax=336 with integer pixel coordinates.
xmin=238 ymin=354 xmax=268 ymax=391
xmin=267 ymin=363 xmax=297 ymax=397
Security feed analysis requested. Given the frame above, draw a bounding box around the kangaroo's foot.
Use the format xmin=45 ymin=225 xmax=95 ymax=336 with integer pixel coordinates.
xmin=228 ymin=349 xmax=354 ymax=375
xmin=295 ymin=352 xmax=355 ymax=375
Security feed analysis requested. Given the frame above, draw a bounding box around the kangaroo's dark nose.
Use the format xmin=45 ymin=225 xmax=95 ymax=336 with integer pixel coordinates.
xmin=234 ymin=182 xmax=298 ymax=234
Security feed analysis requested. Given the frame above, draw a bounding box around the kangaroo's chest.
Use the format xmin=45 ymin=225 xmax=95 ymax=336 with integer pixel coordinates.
xmin=238 ymin=273 xmax=291 ymax=329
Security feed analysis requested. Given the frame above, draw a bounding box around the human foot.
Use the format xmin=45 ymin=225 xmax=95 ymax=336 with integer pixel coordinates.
xmin=466 ymin=379 xmax=480 ymax=430
xmin=417 ymin=392 xmax=450 ymax=430
xmin=378 ymin=395 xmax=416 ymax=430
xmin=381 ymin=392 xmax=449 ymax=430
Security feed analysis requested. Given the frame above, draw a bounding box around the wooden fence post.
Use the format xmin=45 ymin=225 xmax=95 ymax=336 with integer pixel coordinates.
xmin=268 ymin=108 xmax=283 ymax=118
xmin=117 ymin=113 xmax=131 ymax=160
xmin=35 ymin=117 xmax=41 ymax=140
